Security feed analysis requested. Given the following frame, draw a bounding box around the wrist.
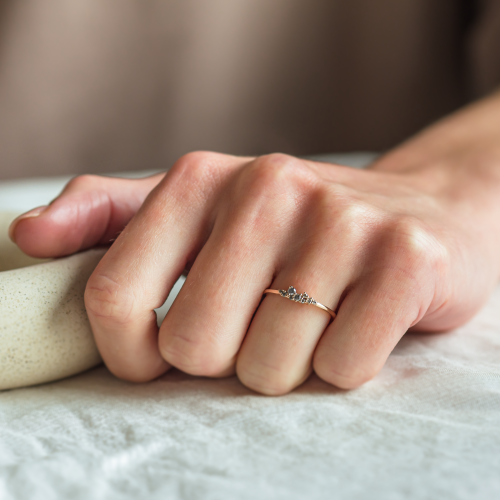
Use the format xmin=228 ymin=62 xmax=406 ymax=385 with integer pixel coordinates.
xmin=369 ymin=90 xmax=500 ymax=197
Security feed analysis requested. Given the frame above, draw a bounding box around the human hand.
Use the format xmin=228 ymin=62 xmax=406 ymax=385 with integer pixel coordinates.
xmin=10 ymin=94 xmax=500 ymax=394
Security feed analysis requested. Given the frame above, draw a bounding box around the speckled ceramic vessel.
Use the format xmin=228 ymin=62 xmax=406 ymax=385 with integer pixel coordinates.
xmin=0 ymin=212 xmax=104 ymax=390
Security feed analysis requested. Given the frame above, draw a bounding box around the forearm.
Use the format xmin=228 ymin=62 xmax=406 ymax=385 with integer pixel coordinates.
xmin=371 ymin=89 xmax=500 ymax=177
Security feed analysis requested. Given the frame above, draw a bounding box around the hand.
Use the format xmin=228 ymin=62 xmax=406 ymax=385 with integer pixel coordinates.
xmin=10 ymin=95 xmax=500 ymax=395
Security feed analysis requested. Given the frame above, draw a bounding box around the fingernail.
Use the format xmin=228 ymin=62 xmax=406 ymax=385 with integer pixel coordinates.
xmin=8 ymin=206 xmax=48 ymax=243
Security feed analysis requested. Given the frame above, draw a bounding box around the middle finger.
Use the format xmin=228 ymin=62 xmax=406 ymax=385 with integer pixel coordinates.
xmin=157 ymin=158 xmax=295 ymax=376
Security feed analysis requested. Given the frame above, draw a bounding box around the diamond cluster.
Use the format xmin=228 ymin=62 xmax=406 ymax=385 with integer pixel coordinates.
xmin=279 ymin=286 xmax=317 ymax=305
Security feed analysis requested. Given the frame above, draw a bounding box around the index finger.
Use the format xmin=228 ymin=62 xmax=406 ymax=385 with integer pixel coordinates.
xmin=84 ymin=152 xmax=245 ymax=382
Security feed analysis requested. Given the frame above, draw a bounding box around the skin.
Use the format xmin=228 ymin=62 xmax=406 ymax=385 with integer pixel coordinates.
xmin=9 ymin=90 xmax=500 ymax=395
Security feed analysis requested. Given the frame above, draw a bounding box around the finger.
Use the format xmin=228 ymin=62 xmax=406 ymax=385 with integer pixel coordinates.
xmin=157 ymin=208 xmax=276 ymax=378
xmin=236 ymin=283 xmax=335 ymax=396
xmin=313 ymin=221 xmax=438 ymax=389
xmin=10 ymin=173 xmax=164 ymax=258
xmin=235 ymin=206 xmax=368 ymax=395
xmin=84 ymin=152 xmax=242 ymax=382
xmin=157 ymin=155 xmax=301 ymax=378
xmin=157 ymin=224 xmax=276 ymax=378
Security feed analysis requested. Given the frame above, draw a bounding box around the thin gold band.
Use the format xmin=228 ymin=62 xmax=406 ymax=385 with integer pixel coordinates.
xmin=263 ymin=286 xmax=336 ymax=320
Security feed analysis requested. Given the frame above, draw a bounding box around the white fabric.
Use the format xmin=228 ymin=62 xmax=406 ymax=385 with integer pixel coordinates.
xmin=1 ymin=155 xmax=500 ymax=499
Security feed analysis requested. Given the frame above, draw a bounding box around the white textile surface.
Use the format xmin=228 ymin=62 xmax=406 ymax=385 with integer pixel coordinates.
xmin=1 ymin=155 xmax=500 ymax=499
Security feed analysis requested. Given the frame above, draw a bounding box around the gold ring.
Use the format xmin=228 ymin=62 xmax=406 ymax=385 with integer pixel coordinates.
xmin=263 ymin=286 xmax=336 ymax=320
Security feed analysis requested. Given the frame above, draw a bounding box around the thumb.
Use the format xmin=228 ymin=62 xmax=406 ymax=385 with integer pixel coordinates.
xmin=9 ymin=173 xmax=165 ymax=258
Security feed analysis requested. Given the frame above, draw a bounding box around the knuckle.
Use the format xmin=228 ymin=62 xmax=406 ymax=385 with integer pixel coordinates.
xmin=332 ymin=199 xmax=380 ymax=235
xmin=308 ymin=193 xmax=381 ymax=247
xmin=169 ymin=151 xmax=222 ymax=187
xmin=84 ymin=272 xmax=136 ymax=325
xmin=225 ymin=154 xmax=314 ymax=239
xmin=243 ymin=153 xmax=314 ymax=199
xmin=65 ymin=174 xmax=101 ymax=191
xmin=313 ymin=356 xmax=374 ymax=390
xmin=236 ymin=362 xmax=295 ymax=396
xmin=164 ymin=151 xmax=227 ymax=208
xmin=158 ymin=330 xmax=224 ymax=377
xmin=337 ymin=200 xmax=376 ymax=227
xmin=386 ymin=217 xmax=448 ymax=270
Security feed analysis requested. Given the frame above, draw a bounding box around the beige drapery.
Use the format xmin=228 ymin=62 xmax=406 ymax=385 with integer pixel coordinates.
xmin=0 ymin=0 xmax=498 ymax=179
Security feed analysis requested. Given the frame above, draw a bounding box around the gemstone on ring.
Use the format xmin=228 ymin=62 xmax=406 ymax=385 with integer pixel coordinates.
xmin=263 ymin=286 xmax=335 ymax=319
xmin=276 ymin=286 xmax=318 ymax=305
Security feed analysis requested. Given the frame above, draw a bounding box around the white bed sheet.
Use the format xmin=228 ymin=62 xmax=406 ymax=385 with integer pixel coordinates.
xmin=1 ymin=154 xmax=499 ymax=500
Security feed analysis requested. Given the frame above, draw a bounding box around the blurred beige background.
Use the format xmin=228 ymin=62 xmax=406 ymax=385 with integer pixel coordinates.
xmin=0 ymin=0 xmax=498 ymax=179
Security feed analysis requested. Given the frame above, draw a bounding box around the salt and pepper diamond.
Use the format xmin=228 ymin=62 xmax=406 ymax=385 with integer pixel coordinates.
xmin=277 ymin=286 xmax=317 ymax=305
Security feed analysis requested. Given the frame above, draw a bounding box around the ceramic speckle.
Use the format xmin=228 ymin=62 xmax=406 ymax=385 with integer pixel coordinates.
xmin=0 ymin=212 xmax=104 ymax=390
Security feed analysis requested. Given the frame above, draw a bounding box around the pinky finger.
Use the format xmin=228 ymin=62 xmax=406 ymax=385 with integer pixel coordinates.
xmin=313 ymin=271 xmax=425 ymax=389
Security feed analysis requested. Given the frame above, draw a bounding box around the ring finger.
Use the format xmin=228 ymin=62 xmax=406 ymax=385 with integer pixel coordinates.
xmin=236 ymin=215 xmax=367 ymax=395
